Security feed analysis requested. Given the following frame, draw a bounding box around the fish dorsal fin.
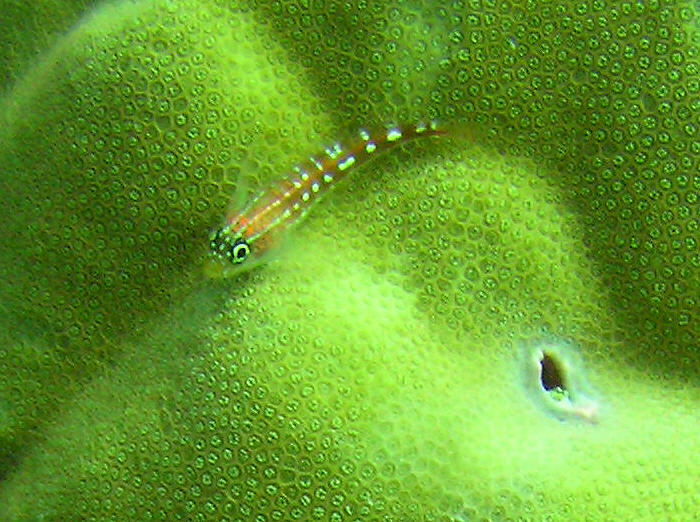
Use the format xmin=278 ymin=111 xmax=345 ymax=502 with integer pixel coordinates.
xmin=225 ymin=153 xmax=260 ymax=221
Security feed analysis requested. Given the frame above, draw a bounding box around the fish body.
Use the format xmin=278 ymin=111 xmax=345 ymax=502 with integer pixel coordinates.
xmin=207 ymin=121 xmax=446 ymax=277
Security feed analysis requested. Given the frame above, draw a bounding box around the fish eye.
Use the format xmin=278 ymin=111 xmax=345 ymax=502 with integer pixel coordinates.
xmin=230 ymin=239 xmax=250 ymax=264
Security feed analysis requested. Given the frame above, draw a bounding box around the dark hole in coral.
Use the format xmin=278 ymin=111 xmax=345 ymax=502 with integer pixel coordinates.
xmin=539 ymin=352 xmax=564 ymax=391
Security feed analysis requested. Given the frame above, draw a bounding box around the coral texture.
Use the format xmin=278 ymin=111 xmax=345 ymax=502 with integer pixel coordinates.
xmin=0 ymin=0 xmax=698 ymax=520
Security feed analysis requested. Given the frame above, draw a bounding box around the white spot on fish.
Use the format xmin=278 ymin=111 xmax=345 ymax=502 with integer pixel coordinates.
xmin=387 ymin=128 xmax=402 ymax=141
xmin=365 ymin=141 xmax=377 ymax=153
xmin=337 ymin=155 xmax=356 ymax=171
xmin=301 ymin=171 xmax=309 ymax=181
xmin=293 ymin=179 xmax=302 ymax=189
xmin=323 ymin=173 xmax=334 ymax=183
xmin=416 ymin=122 xmax=427 ymax=133
xmin=293 ymin=202 xmax=300 ymax=211
xmin=359 ymin=129 xmax=370 ymax=141
xmin=302 ymin=191 xmax=310 ymax=202
xmin=311 ymin=182 xmax=320 ymax=193
xmin=325 ymin=143 xmax=342 ymax=159
xmin=311 ymin=157 xmax=323 ymax=170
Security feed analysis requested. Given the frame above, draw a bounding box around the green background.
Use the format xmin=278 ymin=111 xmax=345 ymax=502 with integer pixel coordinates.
xmin=0 ymin=0 xmax=698 ymax=520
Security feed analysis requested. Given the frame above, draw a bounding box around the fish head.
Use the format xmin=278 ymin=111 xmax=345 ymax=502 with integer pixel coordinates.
xmin=203 ymin=224 xmax=280 ymax=279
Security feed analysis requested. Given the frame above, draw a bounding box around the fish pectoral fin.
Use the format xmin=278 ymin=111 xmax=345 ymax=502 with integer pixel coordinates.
xmin=202 ymin=253 xmax=269 ymax=280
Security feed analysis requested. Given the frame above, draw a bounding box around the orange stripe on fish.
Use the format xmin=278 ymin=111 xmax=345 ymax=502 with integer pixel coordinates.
xmin=206 ymin=121 xmax=446 ymax=278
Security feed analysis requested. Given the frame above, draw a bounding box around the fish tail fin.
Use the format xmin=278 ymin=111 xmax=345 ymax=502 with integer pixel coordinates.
xmin=438 ymin=117 xmax=485 ymax=144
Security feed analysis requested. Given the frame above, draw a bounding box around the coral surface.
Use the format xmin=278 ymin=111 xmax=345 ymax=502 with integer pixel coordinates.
xmin=1 ymin=0 xmax=698 ymax=520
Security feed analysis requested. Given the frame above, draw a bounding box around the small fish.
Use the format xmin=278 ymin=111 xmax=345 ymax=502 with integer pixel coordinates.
xmin=206 ymin=121 xmax=447 ymax=278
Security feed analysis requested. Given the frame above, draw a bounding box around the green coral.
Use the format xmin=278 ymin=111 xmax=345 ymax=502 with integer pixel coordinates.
xmin=0 ymin=0 xmax=98 ymax=94
xmin=1 ymin=0 xmax=699 ymax=520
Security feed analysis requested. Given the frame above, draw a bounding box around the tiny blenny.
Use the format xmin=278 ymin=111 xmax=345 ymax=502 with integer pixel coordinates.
xmin=205 ymin=121 xmax=446 ymax=278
